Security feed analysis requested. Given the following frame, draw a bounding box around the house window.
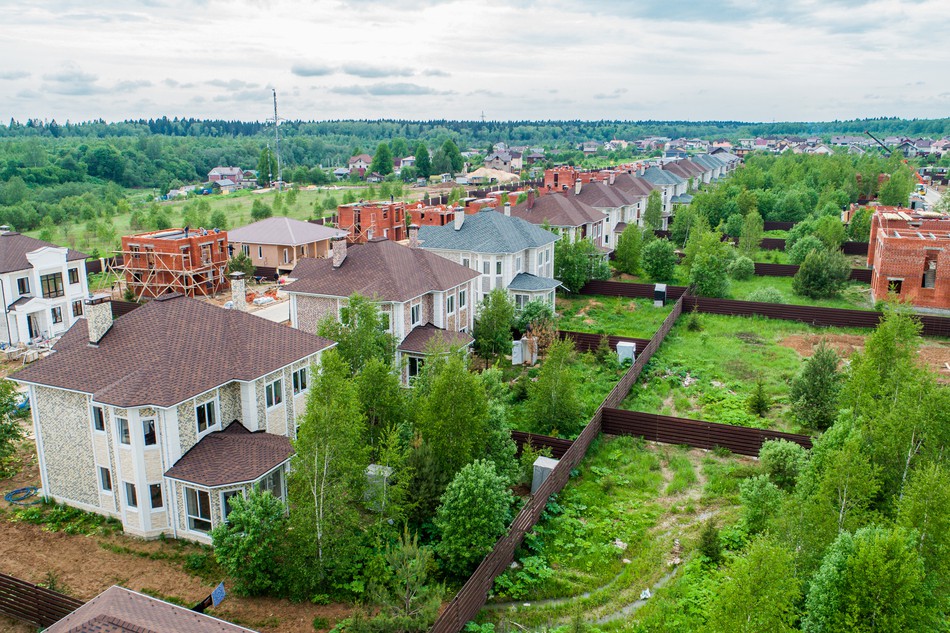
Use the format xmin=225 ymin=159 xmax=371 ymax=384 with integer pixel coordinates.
xmin=125 ymin=482 xmax=137 ymax=509
xmin=242 ymin=244 xmax=250 ymax=257
xmin=546 ymin=249 xmax=550 ymax=263
xmin=482 ymin=261 xmax=490 ymax=275
xmin=92 ymin=406 xmax=105 ymax=432
xmin=221 ymin=490 xmax=242 ymax=522
xmin=292 ymin=368 xmax=308 ymax=395
xmin=515 ymin=294 xmax=529 ymax=310
xmin=72 ymin=300 xmax=83 ymax=317
xmin=40 ymin=273 xmax=64 ymax=298
xmin=258 ymin=246 xmax=263 ymax=259
xmin=117 ymin=418 xmax=130 ymax=445
xmin=196 ymin=401 xmax=216 ymax=434
xmin=218 ymin=240 xmax=225 ymax=254
xmin=143 ymin=419 xmax=157 ymax=446
xmin=68 ymin=268 xmax=80 ymax=284
xmin=378 ymin=311 xmax=390 ymax=331
xmin=185 ymin=487 xmax=212 ymax=532
xmin=462 ymin=257 xmax=470 ymax=268
xmin=99 ymin=467 xmax=112 ymax=492
xmin=150 ymin=483 xmax=164 ymax=509
xmin=537 ymin=251 xmax=543 ymax=267
xmin=496 ymin=261 xmax=502 ymax=275
xmin=50 ymin=307 xmax=63 ymax=324
xmin=516 ymin=256 xmax=522 ymax=271
xmin=459 ymin=289 xmax=467 ymax=309
xmin=410 ymin=304 xmax=421 ymax=326
xmin=266 ymin=379 xmax=283 ymax=408
xmin=258 ymin=468 xmax=284 ymax=502
xmin=283 ymin=249 xmax=290 ymax=264
xmin=447 ymin=295 xmax=455 ymax=315
xmin=408 ymin=356 xmax=424 ymax=380
xmin=16 ymin=277 xmax=29 ymax=296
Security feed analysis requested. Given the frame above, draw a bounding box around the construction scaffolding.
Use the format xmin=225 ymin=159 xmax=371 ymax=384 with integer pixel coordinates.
xmin=118 ymin=248 xmax=228 ymax=300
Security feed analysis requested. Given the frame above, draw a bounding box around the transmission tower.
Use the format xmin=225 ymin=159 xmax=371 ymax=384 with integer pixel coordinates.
xmin=272 ymin=89 xmax=282 ymax=191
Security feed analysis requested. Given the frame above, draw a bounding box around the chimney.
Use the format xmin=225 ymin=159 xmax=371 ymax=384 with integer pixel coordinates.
xmin=229 ymin=272 xmax=246 ymax=311
xmin=527 ymin=188 xmax=536 ymax=209
xmin=408 ymin=224 xmax=419 ymax=248
xmin=332 ymin=236 xmax=347 ymax=268
xmin=454 ymin=208 xmax=465 ymax=231
xmin=609 ymin=172 xmax=616 ymax=185
xmin=638 ymin=165 xmax=646 ymax=176
xmin=84 ymin=293 xmax=113 ymax=346
xmin=504 ymin=202 xmax=511 ymax=217
xmin=575 ymin=179 xmax=582 ymax=195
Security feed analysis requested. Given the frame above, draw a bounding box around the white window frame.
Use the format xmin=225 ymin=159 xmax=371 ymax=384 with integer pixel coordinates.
xmin=257 ymin=246 xmax=263 ymax=259
xmin=142 ymin=419 xmax=157 ymax=447
xmin=257 ymin=467 xmax=285 ymax=503
xmin=68 ymin=267 xmax=80 ymax=285
xmin=185 ymin=487 xmax=212 ymax=533
xmin=91 ymin=405 xmax=105 ymax=433
xmin=266 ymin=379 xmax=283 ymax=408
xmin=99 ymin=466 xmax=112 ymax=493
xmin=16 ymin=277 xmax=29 ymax=296
xmin=242 ymin=244 xmax=250 ymax=257
xmin=221 ymin=489 xmax=244 ymax=522
xmin=292 ymin=368 xmax=308 ymax=395
xmin=50 ymin=306 xmax=63 ymax=324
xmin=124 ymin=482 xmax=137 ymax=509
xmin=462 ymin=257 xmax=470 ymax=268
xmin=459 ymin=289 xmax=467 ymax=309
xmin=446 ymin=295 xmax=455 ymax=315
xmin=496 ymin=260 xmax=502 ymax=275
xmin=410 ymin=303 xmax=421 ymax=326
xmin=196 ymin=400 xmax=217 ymax=435
xmin=117 ymin=417 xmax=130 ymax=445
xmin=149 ymin=483 xmax=164 ymax=510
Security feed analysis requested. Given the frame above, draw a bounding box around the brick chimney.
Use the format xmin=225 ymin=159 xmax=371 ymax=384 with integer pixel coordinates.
xmin=454 ymin=208 xmax=465 ymax=231
xmin=408 ymin=224 xmax=419 ymax=248
xmin=504 ymin=202 xmax=511 ymax=217
xmin=527 ymin=189 xmax=536 ymax=209
xmin=331 ymin=236 xmax=347 ymax=268
xmin=574 ymin=179 xmax=582 ymax=195
xmin=229 ymin=272 xmax=246 ymax=311
xmin=84 ymin=293 xmax=113 ymax=346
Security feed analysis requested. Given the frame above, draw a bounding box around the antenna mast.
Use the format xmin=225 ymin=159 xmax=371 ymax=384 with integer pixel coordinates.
xmin=272 ymin=88 xmax=282 ymax=192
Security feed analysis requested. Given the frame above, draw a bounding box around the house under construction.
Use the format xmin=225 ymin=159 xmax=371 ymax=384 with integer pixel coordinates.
xmin=120 ymin=228 xmax=230 ymax=299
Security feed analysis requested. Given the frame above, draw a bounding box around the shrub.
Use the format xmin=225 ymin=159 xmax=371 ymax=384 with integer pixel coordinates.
xmin=698 ymin=519 xmax=722 ymax=564
xmin=211 ymin=488 xmax=288 ymax=596
xmin=789 ymin=341 xmax=841 ymax=430
xmin=739 ymin=475 xmax=782 ymax=535
xmin=793 ymin=248 xmax=850 ymax=299
xmin=787 ymin=234 xmax=824 ymax=266
xmin=747 ymin=286 xmax=784 ymax=304
xmin=614 ymin=223 xmax=643 ymax=275
xmin=728 ymin=256 xmax=755 ymax=280
xmin=641 ymin=238 xmax=677 ymax=282
xmin=760 ymin=439 xmax=809 ymax=491
xmin=685 ymin=311 xmax=703 ymax=332
xmin=746 ymin=379 xmax=771 ymax=417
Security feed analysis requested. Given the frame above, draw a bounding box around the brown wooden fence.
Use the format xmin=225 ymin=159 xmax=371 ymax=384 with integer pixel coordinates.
xmin=753 ymin=262 xmax=872 ymax=283
xmin=511 ymin=430 xmax=574 ymax=459
xmin=0 ymin=572 xmax=83 ymax=628
xmin=558 ymin=330 xmax=650 ymax=353
xmin=428 ymin=293 xmax=686 ymax=633
xmin=763 ymin=221 xmax=795 ymax=231
xmin=601 ymin=408 xmax=812 ymax=456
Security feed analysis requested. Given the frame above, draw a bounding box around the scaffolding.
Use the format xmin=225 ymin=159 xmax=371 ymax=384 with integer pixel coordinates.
xmin=117 ymin=248 xmax=227 ymax=301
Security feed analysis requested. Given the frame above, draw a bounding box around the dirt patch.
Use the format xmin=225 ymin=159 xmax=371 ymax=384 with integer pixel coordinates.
xmin=576 ymin=299 xmax=604 ymax=318
xmin=779 ymin=334 xmax=950 ymax=381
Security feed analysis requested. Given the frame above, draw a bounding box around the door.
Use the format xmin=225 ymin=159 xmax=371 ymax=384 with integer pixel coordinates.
xmin=26 ymin=313 xmax=39 ymax=339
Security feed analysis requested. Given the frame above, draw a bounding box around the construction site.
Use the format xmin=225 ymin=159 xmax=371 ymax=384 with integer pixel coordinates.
xmin=118 ymin=228 xmax=231 ymax=299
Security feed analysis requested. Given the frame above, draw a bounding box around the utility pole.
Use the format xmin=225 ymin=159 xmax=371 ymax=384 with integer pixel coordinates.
xmin=273 ymin=89 xmax=282 ymax=191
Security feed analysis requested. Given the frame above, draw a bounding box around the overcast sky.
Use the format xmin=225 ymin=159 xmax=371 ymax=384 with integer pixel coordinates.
xmin=2 ymin=0 xmax=948 ymax=124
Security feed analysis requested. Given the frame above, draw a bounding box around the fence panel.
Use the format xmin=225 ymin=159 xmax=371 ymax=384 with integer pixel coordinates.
xmin=0 ymin=573 xmax=83 ymax=628
xmin=84 ymin=259 xmax=103 ymax=275
xmin=842 ymin=241 xmax=869 ymax=256
xmin=557 ymin=331 xmax=650 ymax=353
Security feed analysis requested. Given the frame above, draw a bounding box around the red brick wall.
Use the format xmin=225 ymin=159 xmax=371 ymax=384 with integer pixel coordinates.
xmin=121 ymin=229 xmax=229 ymax=297
xmin=869 ymin=230 xmax=950 ymax=309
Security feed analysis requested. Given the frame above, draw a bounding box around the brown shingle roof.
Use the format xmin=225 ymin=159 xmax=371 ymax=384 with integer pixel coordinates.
xmin=573 ymin=182 xmax=641 ymax=208
xmin=284 ymin=239 xmax=479 ymax=303
xmin=164 ymin=421 xmax=292 ymax=487
xmin=397 ymin=324 xmax=474 ymax=354
xmin=46 ymin=585 xmax=256 ymax=632
xmin=611 ymin=173 xmax=656 ymax=198
xmin=13 ymin=294 xmax=334 ymax=408
xmin=0 ymin=231 xmax=87 ymax=274
xmin=509 ymin=192 xmax=606 ymax=228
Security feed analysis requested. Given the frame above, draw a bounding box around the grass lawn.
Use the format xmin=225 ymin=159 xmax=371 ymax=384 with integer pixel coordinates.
xmin=479 ymin=436 xmax=756 ymax=627
xmin=557 ymin=295 xmax=675 ymax=339
xmin=619 ymin=313 xmax=868 ymax=433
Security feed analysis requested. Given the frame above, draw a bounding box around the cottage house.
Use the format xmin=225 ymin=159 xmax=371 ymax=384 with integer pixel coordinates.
xmin=227 ymin=217 xmax=348 ymax=274
xmin=417 ymin=208 xmax=560 ymax=311
xmin=507 ymin=185 xmax=609 ymax=252
xmin=14 ymin=289 xmax=335 ymax=542
xmin=0 ymin=230 xmax=88 ymax=345
xmin=284 ymin=237 xmax=478 ymax=383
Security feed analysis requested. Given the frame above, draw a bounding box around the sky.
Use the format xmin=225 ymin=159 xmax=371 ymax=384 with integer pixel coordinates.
xmin=1 ymin=0 xmax=949 ymax=123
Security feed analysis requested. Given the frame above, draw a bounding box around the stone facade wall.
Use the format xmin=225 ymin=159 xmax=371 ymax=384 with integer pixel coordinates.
xmin=34 ymin=386 xmax=98 ymax=507
xmin=294 ymin=295 xmax=338 ymax=333
xmin=219 ymin=382 xmax=242 ymax=427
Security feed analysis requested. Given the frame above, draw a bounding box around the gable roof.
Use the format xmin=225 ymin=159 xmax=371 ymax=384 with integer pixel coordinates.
xmin=397 ymin=324 xmax=474 ymax=354
xmin=228 ymin=217 xmax=347 ymax=247
xmin=611 ymin=173 xmax=656 ymax=198
xmin=45 ymin=585 xmax=256 ymax=633
xmin=348 ymin=153 xmax=372 ymax=165
xmin=284 ymin=238 xmax=479 ymax=303
xmin=509 ymin=192 xmax=606 ymax=228
xmin=164 ymin=421 xmax=292 ymax=487
xmin=572 ymin=182 xmax=640 ymax=209
xmin=417 ymin=209 xmax=558 ymax=254
xmin=507 ymin=272 xmax=561 ymax=291
xmin=640 ymin=166 xmax=685 ymax=187
xmin=13 ymin=295 xmax=334 ymax=408
xmin=0 ymin=231 xmax=87 ymax=274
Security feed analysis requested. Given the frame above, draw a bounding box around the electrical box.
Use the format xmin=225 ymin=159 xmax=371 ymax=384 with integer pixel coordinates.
xmin=531 ymin=456 xmax=560 ymax=494
xmin=616 ymin=341 xmax=636 ymax=365
xmin=654 ymin=283 xmax=667 ymax=307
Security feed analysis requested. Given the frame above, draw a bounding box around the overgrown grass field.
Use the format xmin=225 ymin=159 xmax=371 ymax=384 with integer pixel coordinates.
xmin=557 ymin=296 xmax=674 ymax=339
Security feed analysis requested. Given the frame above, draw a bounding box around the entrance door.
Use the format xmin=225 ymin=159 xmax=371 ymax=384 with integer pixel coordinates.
xmin=26 ymin=313 xmax=39 ymax=340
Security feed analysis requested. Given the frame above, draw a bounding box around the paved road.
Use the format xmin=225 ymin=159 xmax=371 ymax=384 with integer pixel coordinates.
xmin=249 ymin=300 xmax=290 ymax=324
xmin=923 ymin=185 xmax=943 ymax=209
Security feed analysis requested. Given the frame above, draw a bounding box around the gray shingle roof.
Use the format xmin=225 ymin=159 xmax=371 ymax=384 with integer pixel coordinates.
xmin=508 ymin=272 xmax=561 ymax=291
xmin=417 ymin=209 xmax=557 ymax=254
xmin=228 ymin=217 xmax=347 ymax=246
xmin=0 ymin=231 xmax=87 ymax=274
xmin=672 ymin=194 xmax=694 ymax=204
xmin=641 ymin=166 xmax=685 ymax=186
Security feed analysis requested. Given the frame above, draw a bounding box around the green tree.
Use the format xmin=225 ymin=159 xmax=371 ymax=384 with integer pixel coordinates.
xmin=250 ymin=199 xmax=273 ymax=221
xmin=435 ymin=460 xmax=512 ymax=576
xmin=371 ymin=143 xmax=394 ymax=176
xmin=878 ymin=168 xmax=914 ymax=206
xmin=526 ymin=338 xmax=583 ymax=437
xmin=290 ymin=351 xmax=369 ymax=584
xmin=736 ymin=188 xmax=759 ymax=217
xmin=0 ymin=379 xmax=24 ymax=476
xmin=739 ymin=474 xmax=783 ymax=534
xmin=211 ymin=488 xmax=288 ymax=596
xmin=814 ymin=215 xmax=846 ymax=249
xmin=788 ymin=235 xmax=825 ymax=266
xmin=515 ymin=299 xmax=555 ymax=335
xmin=760 ymin=439 xmax=809 ymax=491
xmin=643 ymin=189 xmax=664 ymax=232
xmin=473 ymin=288 xmax=515 ymax=361
xmin=738 ymin=210 xmax=764 ymax=257
xmin=356 ymin=358 xmax=407 ymax=446
xmin=414 ymin=143 xmax=431 ymax=179
xmin=614 ymin=223 xmax=643 ymax=275
xmin=389 ymin=137 xmax=410 ymax=159
xmin=705 ymin=537 xmax=801 ymax=633
xmin=257 ymin=147 xmax=278 ymax=186
xmin=803 ymin=526 xmax=935 ymax=633
xmin=430 ymin=148 xmax=451 ymax=175
xmin=688 ymin=231 xmax=732 ymax=298
xmin=669 ymin=204 xmax=699 ymax=246
xmin=209 ymin=209 xmax=229 ymax=230
xmin=789 ymin=341 xmax=841 ymax=430
xmin=729 ymin=255 xmax=755 ymax=281
xmin=847 ymin=207 xmax=872 ymax=241
xmin=226 ymin=252 xmax=256 ymax=278
xmin=793 ymin=248 xmax=850 ymax=298
xmin=640 ymin=238 xmax=677 ymax=282
xmin=317 ymin=294 xmax=397 ymax=374
xmin=441 ymin=139 xmax=465 ymax=173
xmin=897 ymin=463 xmax=950 ymax=604
xmin=555 ymin=238 xmax=611 ymax=294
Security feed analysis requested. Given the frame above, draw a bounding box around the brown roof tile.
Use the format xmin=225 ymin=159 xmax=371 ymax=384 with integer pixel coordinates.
xmin=397 ymin=324 xmax=474 ymax=354
xmin=611 ymin=173 xmax=656 ymax=198
xmin=572 ymin=182 xmax=641 ymax=208
xmin=0 ymin=231 xmax=87 ymax=274
xmin=46 ymin=585 xmax=256 ymax=632
xmin=284 ymin=239 xmax=479 ymax=303
xmin=509 ymin=192 xmax=606 ymax=228
xmin=164 ymin=421 xmax=292 ymax=487
xmin=13 ymin=294 xmax=334 ymax=408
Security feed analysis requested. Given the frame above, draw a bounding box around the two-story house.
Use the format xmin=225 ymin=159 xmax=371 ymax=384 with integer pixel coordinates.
xmin=0 ymin=231 xmax=88 ymax=345
xmin=14 ymin=287 xmax=335 ymax=543
xmin=640 ymin=166 xmax=687 ymax=221
xmin=571 ymin=179 xmax=644 ymax=248
xmin=509 ymin=183 xmax=609 ymax=253
xmin=285 ymin=236 xmax=479 ymax=383
xmin=227 ymin=216 xmax=347 ymax=274
xmin=417 ymin=208 xmax=560 ymax=311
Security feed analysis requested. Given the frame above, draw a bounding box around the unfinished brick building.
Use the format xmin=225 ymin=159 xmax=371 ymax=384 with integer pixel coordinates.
xmin=867 ymin=209 xmax=950 ymax=309
xmin=120 ymin=228 xmax=230 ymax=299
xmin=337 ymin=201 xmax=407 ymax=243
